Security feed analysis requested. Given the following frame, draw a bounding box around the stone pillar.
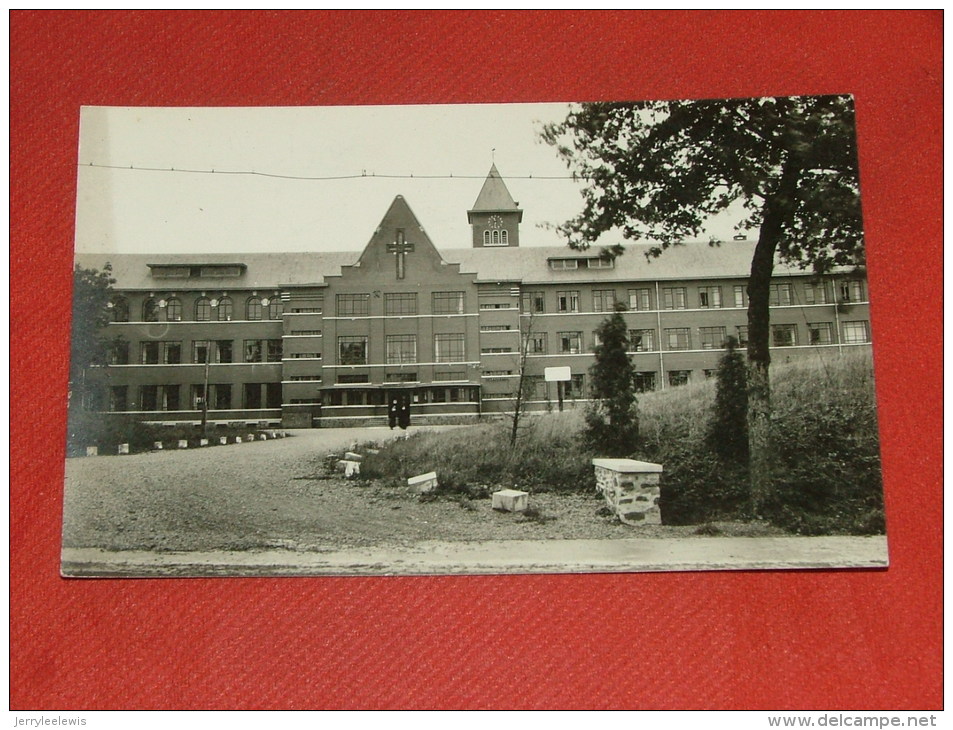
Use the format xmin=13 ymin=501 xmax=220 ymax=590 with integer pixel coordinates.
xmin=592 ymin=458 xmax=663 ymax=525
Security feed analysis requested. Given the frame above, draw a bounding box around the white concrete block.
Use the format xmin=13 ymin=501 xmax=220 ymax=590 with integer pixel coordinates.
xmin=118 ymin=443 xmax=129 ymax=455
xmin=153 ymin=441 xmax=163 ymax=450
xmin=178 ymin=439 xmax=188 ymax=449
xmin=199 ymin=438 xmax=209 ymax=447
xmin=247 ymin=434 xmax=256 ymax=441
xmin=235 ymin=436 xmax=243 ymax=444
xmin=219 ymin=436 xmax=228 ymax=445
xmin=408 ymin=471 xmax=438 ymax=493
xmin=337 ymin=460 xmax=361 ymax=478
xmin=492 ymin=489 xmax=529 ymax=512
xmin=85 ymin=446 xmax=98 ymax=457
xmin=260 ymin=433 xmax=269 ymax=440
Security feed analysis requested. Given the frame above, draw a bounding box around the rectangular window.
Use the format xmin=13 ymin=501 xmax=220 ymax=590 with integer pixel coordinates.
xmin=628 ymin=329 xmax=655 ymax=352
xmin=244 ymin=384 xmax=262 ymax=409
xmin=480 ymin=325 xmax=512 ymax=332
xmin=109 ymin=386 xmax=128 ymax=412
xmin=434 ymin=369 xmax=467 ymax=382
xmin=665 ymin=328 xmax=691 ymax=351
xmin=244 ymin=340 xmax=263 ymax=363
xmin=733 ymin=285 xmax=747 ymax=308
xmin=433 ymin=291 xmax=465 ymax=315
xmin=736 ymin=325 xmax=749 ymax=347
xmin=216 ymin=340 xmax=233 ymax=364
xmin=434 ymin=333 xmax=465 ymax=362
xmin=108 ymin=341 xmax=129 ymax=365
xmin=289 ymin=375 xmax=322 ymax=382
xmin=549 ymin=258 xmax=578 ymax=270
xmin=521 ymin=291 xmax=545 ymax=314
xmin=842 ymin=320 xmax=870 ymax=344
xmin=663 ymin=287 xmax=687 ymax=310
xmin=585 ymin=258 xmax=614 ymax=269
xmin=141 ymin=341 xmax=159 ymax=365
xmin=528 ymin=333 xmax=547 ymax=354
xmin=481 ymin=347 xmax=513 ymax=354
xmin=668 ymin=370 xmax=691 ymax=387
xmin=336 ymin=293 xmax=369 ymax=316
xmin=480 ymin=302 xmax=516 ymax=310
xmin=162 ymin=341 xmax=181 ymax=365
xmin=337 ymin=374 xmax=370 ymax=384
xmin=557 ymin=291 xmax=579 ymax=313
xmin=338 ymin=336 xmax=368 ymax=365
xmin=699 ymin=326 xmax=727 ymax=350
xmin=192 ymin=340 xmax=211 ymax=364
xmin=698 ymin=286 xmax=722 ymax=309
xmin=703 ymin=369 xmax=718 ymax=379
xmin=290 ymin=329 xmax=322 ymax=336
xmin=384 ymin=292 xmax=417 ymax=315
xmin=839 ymin=280 xmax=864 ymax=303
xmin=633 ymin=372 xmax=656 ymax=393
xmin=804 ymin=281 xmax=831 ymax=305
xmin=772 ymin=324 xmax=798 ymax=347
xmin=213 ymin=384 xmax=232 ymax=410
xmin=290 ymin=352 xmax=321 ymax=359
xmin=140 ymin=385 xmax=158 ymax=411
xmin=769 ymin=283 xmax=793 ymax=306
xmin=267 ymin=339 xmax=283 ymax=362
xmin=628 ymin=288 xmax=651 ymax=311
xmin=266 ymin=383 xmax=282 ymax=409
xmin=385 ymin=372 xmax=418 ymax=383
xmin=160 ymin=385 xmax=180 ymax=411
xmin=386 ymin=334 xmax=417 ymax=364
xmin=558 ymin=332 xmax=582 ymax=354
xmin=808 ymin=322 xmax=834 ymax=345
xmin=593 ymin=289 xmax=617 ymax=313
xmin=565 ymin=374 xmax=585 ymax=399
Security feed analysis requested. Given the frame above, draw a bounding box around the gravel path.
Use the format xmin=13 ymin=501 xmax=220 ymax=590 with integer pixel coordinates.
xmin=63 ymin=426 xmax=647 ymax=553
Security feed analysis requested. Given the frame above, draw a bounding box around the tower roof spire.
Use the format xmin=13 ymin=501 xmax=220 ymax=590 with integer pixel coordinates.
xmin=468 ymin=164 xmax=522 ymax=222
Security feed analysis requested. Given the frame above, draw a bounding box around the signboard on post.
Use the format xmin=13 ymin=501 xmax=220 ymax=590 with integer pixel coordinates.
xmin=544 ymin=366 xmax=571 ymax=382
xmin=544 ymin=366 xmax=572 ymax=412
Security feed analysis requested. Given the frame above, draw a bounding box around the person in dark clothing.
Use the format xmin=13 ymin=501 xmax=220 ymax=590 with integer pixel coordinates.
xmin=388 ymin=397 xmax=399 ymax=429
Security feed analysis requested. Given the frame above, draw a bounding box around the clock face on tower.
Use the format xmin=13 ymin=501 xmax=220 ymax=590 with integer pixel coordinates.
xmin=488 ymin=215 xmax=504 ymax=229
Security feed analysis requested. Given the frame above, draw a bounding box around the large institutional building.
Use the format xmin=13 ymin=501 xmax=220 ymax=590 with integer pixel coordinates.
xmin=76 ymin=165 xmax=872 ymax=428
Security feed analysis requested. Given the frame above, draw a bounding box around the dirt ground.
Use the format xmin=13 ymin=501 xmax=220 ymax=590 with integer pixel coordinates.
xmin=63 ymin=425 xmax=781 ymax=553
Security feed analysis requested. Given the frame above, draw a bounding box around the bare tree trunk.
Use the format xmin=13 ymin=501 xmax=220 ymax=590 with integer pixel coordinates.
xmin=746 ymin=158 xmax=801 ymax=516
xmin=510 ymin=312 xmax=534 ymax=447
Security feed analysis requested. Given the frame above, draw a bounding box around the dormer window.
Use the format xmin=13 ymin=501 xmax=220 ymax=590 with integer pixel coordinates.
xmin=549 ymin=258 xmax=579 ymax=270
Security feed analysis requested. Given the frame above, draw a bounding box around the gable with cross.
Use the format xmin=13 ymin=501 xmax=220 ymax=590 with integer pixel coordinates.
xmin=386 ymin=229 xmax=415 ymax=280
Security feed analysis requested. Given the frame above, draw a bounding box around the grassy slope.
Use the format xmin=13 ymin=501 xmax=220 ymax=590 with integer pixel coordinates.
xmin=361 ymin=350 xmax=884 ymax=534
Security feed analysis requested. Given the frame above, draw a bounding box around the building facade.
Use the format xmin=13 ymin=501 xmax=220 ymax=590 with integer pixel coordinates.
xmin=76 ymin=165 xmax=873 ymax=427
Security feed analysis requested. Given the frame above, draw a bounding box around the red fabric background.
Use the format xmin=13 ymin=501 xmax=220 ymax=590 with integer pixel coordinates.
xmin=10 ymin=11 xmax=942 ymax=710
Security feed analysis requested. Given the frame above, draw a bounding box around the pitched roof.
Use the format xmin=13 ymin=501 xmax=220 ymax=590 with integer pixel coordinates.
xmin=75 ymin=239 xmax=826 ymax=292
xmin=442 ymin=241 xmax=814 ymax=284
xmin=468 ymin=164 xmax=522 ymax=214
xmin=74 ymin=251 xmax=359 ymax=291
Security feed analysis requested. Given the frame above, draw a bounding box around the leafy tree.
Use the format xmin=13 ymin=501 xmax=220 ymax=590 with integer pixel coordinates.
xmin=69 ymin=263 xmax=116 ymax=410
xmin=585 ymin=305 xmax=639 ymax=456
xmin=707 ymin=336 xmax=748 ymax=464
xmin=542 ymin=96 xmax=864 ymax=513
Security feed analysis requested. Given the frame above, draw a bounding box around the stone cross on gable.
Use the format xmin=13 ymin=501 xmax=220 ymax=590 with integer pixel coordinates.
xmin=386 ymin=229 xmax=415 ymax=280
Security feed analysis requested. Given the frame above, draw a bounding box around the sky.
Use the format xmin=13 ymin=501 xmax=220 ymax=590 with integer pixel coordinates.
xmin=74 ymin=103 xmax=744 ymax=255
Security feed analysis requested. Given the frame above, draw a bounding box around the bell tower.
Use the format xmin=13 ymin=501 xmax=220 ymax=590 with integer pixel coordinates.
xmin=467 ymin=164 xmax=523 ymax=248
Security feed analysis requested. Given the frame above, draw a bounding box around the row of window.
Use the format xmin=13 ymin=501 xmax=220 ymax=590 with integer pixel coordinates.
xmin=110 ymin=295 xmax=285 ymax=323
xmin=107 ymin=280 xmax=867 ymax=323
xmin=520 ymin=280 xmax=866 ymax=314
xmin=106 ymin=382 xmax=281 ymax=412
xmin=110 ymin=320 xmax=870 ymax=367
xmin=523 ymin=320 xmax=871 ymax=355
xmin=338 ymin=333 xmax=467 ymax=365
xmin=111 ymin=339 xmax=284 ymax=365
xmin=482 ymin=230 xmax=510 ymax=246
xmin=323 ymin=386 xmax=481 ymax=407
xmin=335 ymin=292 xmax=467 ymax=317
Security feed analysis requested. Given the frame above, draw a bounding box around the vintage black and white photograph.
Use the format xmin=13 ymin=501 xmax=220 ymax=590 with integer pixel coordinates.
xmin=63 ymin=99 xmax=887 ymax=577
